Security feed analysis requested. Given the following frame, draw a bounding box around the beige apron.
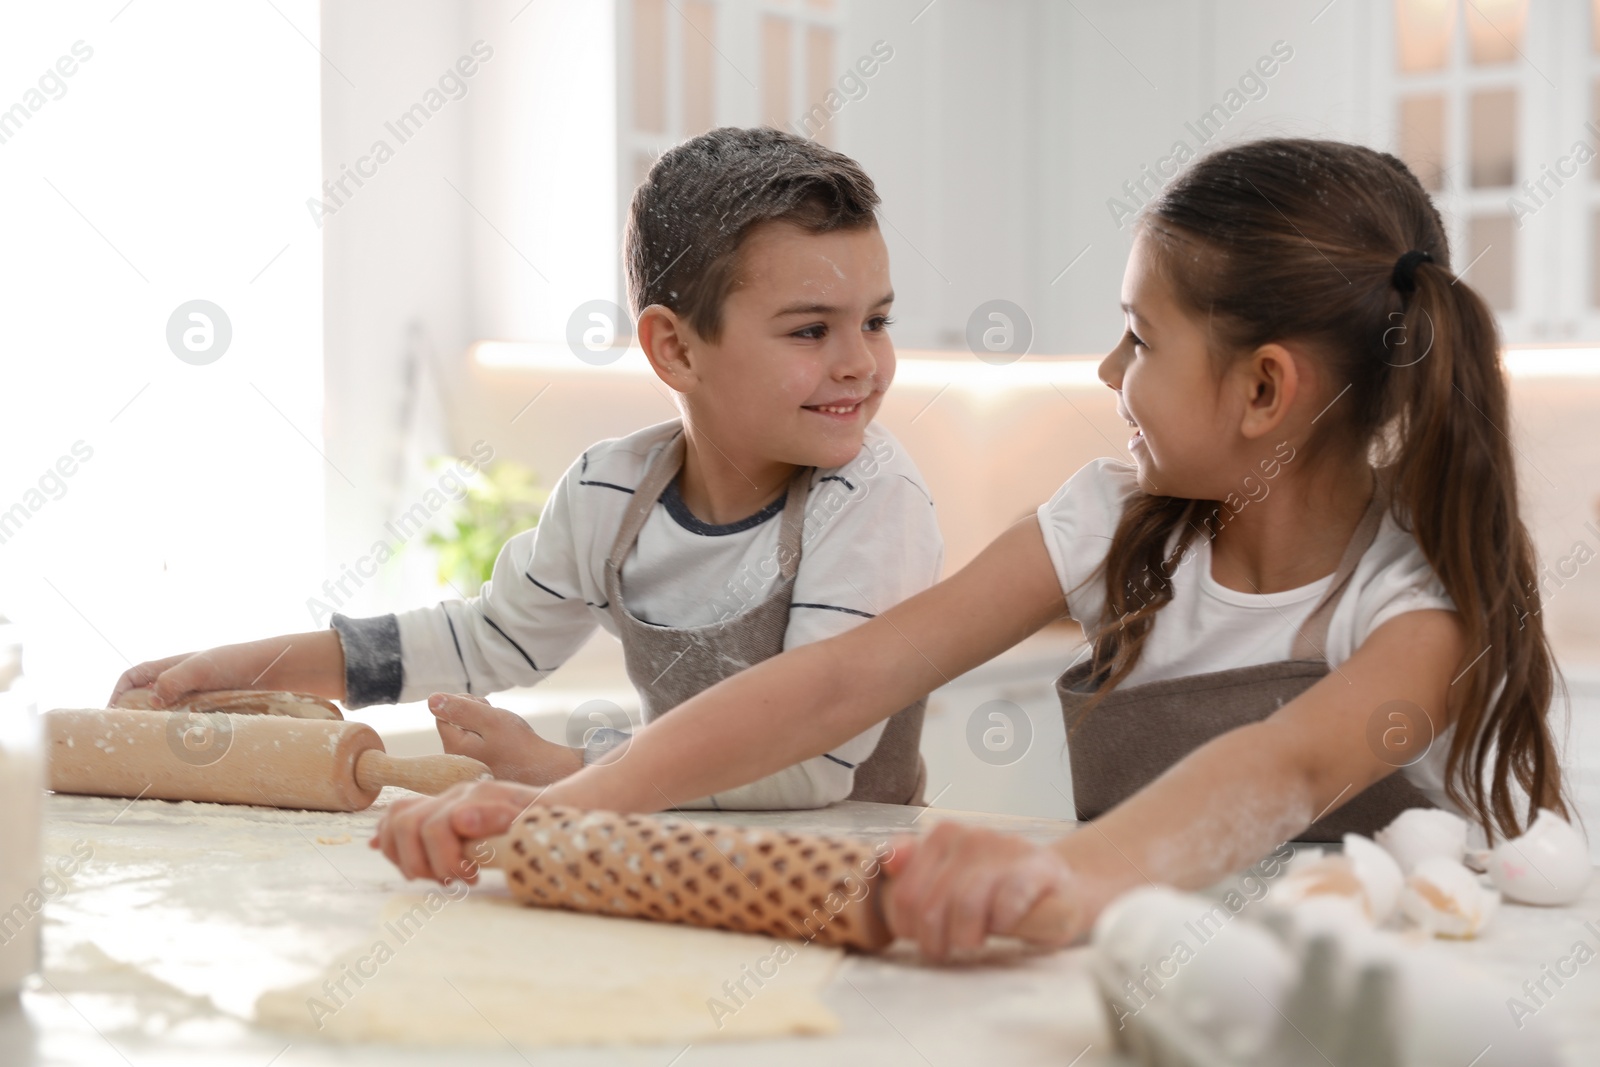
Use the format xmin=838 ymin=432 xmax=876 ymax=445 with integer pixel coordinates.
xmin=1056 ymin=485 xmax=1435 ymax=841
xmin=603 ymin=427 xmax=927 ymax=806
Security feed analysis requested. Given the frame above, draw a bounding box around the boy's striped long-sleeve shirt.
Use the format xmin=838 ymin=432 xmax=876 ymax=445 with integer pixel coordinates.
xmin=335 ymin=418 xmax=943 ymax=809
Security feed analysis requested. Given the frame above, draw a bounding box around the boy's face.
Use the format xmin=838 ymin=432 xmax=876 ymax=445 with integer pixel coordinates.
xmin=683 ymin=221 xmax=894 ymax=471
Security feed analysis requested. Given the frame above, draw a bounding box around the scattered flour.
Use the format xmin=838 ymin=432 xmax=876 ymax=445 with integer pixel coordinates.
xmin=0 ymin=742 xmax=44 ymax=992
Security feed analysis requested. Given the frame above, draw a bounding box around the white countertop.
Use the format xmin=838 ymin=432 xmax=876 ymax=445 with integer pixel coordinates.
xmin=4 ymin=794 xmax=1599 ymax=1066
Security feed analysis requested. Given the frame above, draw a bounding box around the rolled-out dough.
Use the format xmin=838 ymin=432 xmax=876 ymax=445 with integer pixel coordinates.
xmin=113 ymin=687 xmax=342 ymax=719
xmin=254 ymin=892 xmax=843 ymax=1046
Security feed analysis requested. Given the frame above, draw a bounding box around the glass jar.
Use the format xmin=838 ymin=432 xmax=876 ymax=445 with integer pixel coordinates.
xmin=0 ymin=615 xmax=42 ymax=997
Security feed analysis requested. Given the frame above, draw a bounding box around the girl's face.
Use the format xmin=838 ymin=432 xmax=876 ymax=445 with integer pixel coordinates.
xmin=1098 ymin=230 xmax=1259 ymax=499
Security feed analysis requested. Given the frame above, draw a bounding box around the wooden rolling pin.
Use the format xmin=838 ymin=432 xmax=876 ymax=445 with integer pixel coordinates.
xmin=46 ymin=708 xmax=489 ymax=812
xmin=482 ymin=806 xmax=1076 ymax=953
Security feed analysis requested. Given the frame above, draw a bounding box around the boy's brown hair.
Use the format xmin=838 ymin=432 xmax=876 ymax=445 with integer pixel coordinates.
xmin=624 ymin=127 xmax=880 ymax=342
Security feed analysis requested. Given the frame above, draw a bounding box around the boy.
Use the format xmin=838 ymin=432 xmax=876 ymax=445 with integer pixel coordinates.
xmin=112 ymin=126 xmax=942 ymax=809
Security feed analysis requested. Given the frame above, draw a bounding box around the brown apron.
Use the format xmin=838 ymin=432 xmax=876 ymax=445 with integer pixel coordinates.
xmin=1056 ymin=485 xmax=1435 ymax=841
xmin=603 ymin=427 xmax=927 ymax=807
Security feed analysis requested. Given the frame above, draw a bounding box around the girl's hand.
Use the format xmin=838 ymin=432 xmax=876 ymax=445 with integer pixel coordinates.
xmin=882 ymin=822 xmax=1078 ymax=961
xmin=430 ymin=693 xmax=584 ymax=785
xmin=370 ymin=778 xmax=543 ymax=883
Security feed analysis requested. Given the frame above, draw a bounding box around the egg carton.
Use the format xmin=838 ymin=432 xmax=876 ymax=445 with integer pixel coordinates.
xmin=1089 ymin=913 xmax=1406 ymax=1067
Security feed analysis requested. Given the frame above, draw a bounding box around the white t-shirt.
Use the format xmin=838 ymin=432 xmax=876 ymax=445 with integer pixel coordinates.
xmin=392 ymin=419 xmax=943 ymax=809
xmin=1036 ymin=458 xmax=1459 ymax=811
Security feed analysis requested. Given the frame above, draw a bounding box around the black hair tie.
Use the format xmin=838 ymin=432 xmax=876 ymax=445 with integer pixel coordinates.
xmin=1391 ymin=249 xmax=1433 ymax=294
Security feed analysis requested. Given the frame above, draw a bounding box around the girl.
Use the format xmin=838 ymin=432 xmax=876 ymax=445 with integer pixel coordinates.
xmin=375 ymin=138 xmax=1568 ymax=960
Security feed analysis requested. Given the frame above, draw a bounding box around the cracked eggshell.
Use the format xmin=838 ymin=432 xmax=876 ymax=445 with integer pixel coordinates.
xmin=1342 ymin=833 xmax=1403 ymax=923
xmin=1486 ymin=808 xmax=1593 ymax=906
xmin=1400 ymin=856 xmax=1499 ymax=938
xmin=1269 ymin=839 xmax=1401 ymax=925
xmin=1270 ymin=855 xmax=1370 ymax=918
xmin=1375 ymin=808 xmax=1468 ymax=875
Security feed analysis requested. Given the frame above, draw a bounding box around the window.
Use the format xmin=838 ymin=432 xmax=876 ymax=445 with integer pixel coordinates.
xmin=1465 ymin=0 xmax=1527 ymax=66
xmin=1469 ymin=87 xmax=1516 ymax=189
xmin=625 ymin=0 xmax=712 ymax=190
xmin=1392 ymin=0 xmax=1521 ymax=313
xmin=1468 ymin=213 xmax=1516 ymax=311
xmin=1396 ymin=0 xmax=1453 ymax=73
xmin=1590 ymin=210 xmax=1600 ymax=310
xmin=633 ymin=0 xmax=667 ymax=135
xmin=1399 ymin=94 xmax=1446 ymax=191
xmin=760 ymin=16 xmax=791 ymax=127
xmin=682 ymin=1 xmax=717 ymax=136
xmin=618 ymin=1 xmax=845 ymax=236
xmin=1591 ymin=2 xmax=1600 ymax=310
xmin=803 ymin=25 xmax=838 ymax=145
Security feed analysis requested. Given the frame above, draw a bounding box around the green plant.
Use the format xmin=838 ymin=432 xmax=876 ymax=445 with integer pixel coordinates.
xmin=426 ymin=459 xmax=547 ymax=593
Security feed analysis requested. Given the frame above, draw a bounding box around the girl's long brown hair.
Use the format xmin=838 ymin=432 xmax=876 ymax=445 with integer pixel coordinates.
xmin=1085 ymin=139 xmax=1564 ymax=841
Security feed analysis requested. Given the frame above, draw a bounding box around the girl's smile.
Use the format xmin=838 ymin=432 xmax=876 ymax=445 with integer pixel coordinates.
xmin=1118 ymin=402 xmax=1144 ymax=451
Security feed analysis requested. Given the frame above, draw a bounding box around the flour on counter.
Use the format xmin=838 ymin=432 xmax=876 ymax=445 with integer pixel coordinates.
xmin=0 ymin=743 xmax=45 ymax=992
xmin=38 ymin=790 xmax=408 ymax=1024
xmin=47 ymin=940 xmax=222 ymax=1019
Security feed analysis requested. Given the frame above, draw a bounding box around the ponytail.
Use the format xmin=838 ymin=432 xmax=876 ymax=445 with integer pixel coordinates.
xmin=1388 ymin=265 xmax=1565 ymax=838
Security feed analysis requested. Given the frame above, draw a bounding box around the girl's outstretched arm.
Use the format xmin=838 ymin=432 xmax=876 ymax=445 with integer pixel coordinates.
xmin=538 ymin=516 xmax=1068 ymax=812
xmin=373 ymin=516 xmax=1065 ymax=883
xmin=884 ymin=607 xmax=1467 ymax=958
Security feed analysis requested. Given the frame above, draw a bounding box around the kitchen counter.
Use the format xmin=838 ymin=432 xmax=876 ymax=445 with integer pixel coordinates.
xmin=3 ymin=794 xmax=1599 ymax=1066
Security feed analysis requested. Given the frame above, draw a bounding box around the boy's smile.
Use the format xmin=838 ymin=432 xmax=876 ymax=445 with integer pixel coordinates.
xmin=733 ymin=219 xmax=894 ymax=468
xmin=645 ymin=219 xmax=896 ymax=523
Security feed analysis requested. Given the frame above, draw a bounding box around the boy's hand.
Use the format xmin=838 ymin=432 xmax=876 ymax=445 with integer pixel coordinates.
xmin=370 ymin=778 xmax=543 ymax=883
xmin=110 ymin=652 xmax=203 ymax=706
xmin=430 ymin=693 xmax=584 ymax=785
xmin=109 ymin=632 xmax=343 ymax=708
xmin=881 ymin=823 xmax=1078 ymax=961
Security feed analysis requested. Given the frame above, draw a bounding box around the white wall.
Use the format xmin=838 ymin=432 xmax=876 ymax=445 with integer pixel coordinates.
xmin=0 ymin=1 xmax=322 ymax=711
xmin=317 ymin=1 xmax=470 ymax=620
xmin=317 ymin=0 xmax=617 ymax=623
xmin=833 ymin=0 xmax=1383 ymax=356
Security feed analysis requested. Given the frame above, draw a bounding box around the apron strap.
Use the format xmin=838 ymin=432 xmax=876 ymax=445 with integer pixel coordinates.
xmin=1288 ymin=478 xmax=1389 ymax=661
xmin=604 ymin=424 xmax=813 ymax=581
xmin=606 ymin=428 xmax=688 ymax=572
xmin=772 ymin=464 xmax=811 ymax=582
